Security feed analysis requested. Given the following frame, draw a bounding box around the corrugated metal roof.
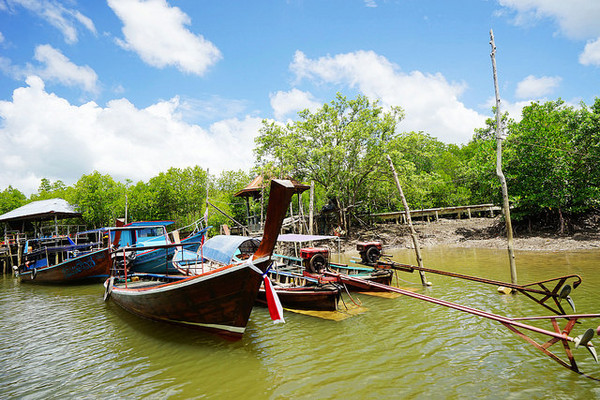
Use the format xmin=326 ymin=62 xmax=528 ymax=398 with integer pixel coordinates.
xmin=0 ymin=198 xmax=81 ymax=222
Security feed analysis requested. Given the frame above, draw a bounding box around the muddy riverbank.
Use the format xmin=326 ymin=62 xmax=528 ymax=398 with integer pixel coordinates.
xmin=344 ymin=216 xmax=600 ymax=252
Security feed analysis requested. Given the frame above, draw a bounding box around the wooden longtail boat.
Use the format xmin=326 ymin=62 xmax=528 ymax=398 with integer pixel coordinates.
xmin=104 ymin=179 xmax=296 ymax=339
xmin=172 ymin=235 xmax=342 ymax=312
xmin=14 ymin=234 xmax=111 ymax=283
xmin=257 ymin=270 xmax=341 ymax=311
xmin=273 ymin=245 xmax=393 ymax=291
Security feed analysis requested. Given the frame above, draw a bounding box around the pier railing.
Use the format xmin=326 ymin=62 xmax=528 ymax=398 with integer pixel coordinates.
xmin=371 ymin=204 xmax=501 ymax=223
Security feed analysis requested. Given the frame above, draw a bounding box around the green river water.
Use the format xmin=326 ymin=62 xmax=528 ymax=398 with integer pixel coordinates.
xmin=1 ymin=247 xmax=599 ymax=399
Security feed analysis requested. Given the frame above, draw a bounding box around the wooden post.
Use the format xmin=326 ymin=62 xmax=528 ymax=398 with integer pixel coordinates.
xmin=205 ymin=168 xmax=210 ymax=229
xmin=309 ymin=181 xmax=314 ymax=235
xmin=260 ymin=185 xmax=264 ymax=229
xmin=386 ymin=155 xmax=429 ymax=286
xmin=297 ymin=192 xmax=304 ymax=234
xmin=490 ymin=29 xmax=517 ymax=286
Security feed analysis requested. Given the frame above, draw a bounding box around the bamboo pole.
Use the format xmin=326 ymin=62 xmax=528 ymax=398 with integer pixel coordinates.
xmin=309 ymin=181 xmax=314 ymax=235
xmin=386 ymin=155 xmax=429 ymax=286
xmin=490 ymin=29 xmax=518 ymax=286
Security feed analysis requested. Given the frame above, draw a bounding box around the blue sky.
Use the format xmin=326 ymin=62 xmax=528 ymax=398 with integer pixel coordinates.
xmin=1 ymin=0 xmax=599 ymax=194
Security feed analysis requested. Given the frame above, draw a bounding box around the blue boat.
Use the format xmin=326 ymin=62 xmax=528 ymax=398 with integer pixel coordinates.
xmin=109 ymin=221 xmax=210 ymax=274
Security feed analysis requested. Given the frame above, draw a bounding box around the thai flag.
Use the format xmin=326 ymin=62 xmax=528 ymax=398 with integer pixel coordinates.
xmin=263 ymin=267 xmax=285 ymax=324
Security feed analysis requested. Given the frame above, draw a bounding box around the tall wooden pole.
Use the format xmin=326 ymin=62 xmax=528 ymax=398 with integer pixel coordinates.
xmin=490 ymin=29 xmax=517 ymax=286
xmin=386 ymin=155 xmax=429 ymax=286
xmin=309 ymin=181 xmax=314 ymax=235
xmin=205 ymin=168 xmax=210 ymax=227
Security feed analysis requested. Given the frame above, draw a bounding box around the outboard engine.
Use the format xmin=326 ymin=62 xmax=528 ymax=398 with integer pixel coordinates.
xmin=357 ymin=241 xmax=382 ymax=265
xmin=300 ymin=247 xmax=329 ymax=273
xmin=111 ymin=249 xmax=137 ymax=272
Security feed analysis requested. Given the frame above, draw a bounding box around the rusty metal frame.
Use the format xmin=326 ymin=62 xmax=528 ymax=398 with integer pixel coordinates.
xmin=324 ymin=270 xmax=600 ymax=380
xmin=373 ymin=259 xmax=581 ymax=315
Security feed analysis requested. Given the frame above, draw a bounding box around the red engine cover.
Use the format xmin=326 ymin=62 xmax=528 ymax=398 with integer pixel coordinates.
xmin=356 ymin=241 xmax=382 ymax=252
xmin=300 ymin=247 xmax=329 ymax=259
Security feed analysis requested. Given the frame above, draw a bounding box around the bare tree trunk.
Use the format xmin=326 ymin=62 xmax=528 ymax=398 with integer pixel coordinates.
xmin=490 ymin=29 xmax=517 ymax=286
xmin=559 ymin=208 xmax=565 ymax=234
xmin=386 ymin=155 xmax=429 ymax=286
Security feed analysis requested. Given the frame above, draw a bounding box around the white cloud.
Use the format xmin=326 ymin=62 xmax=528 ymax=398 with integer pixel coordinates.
xmin=0 ymin=45 xmax=98 ymax=94
xmin=0 ymin=31 xmax=4 ymax=43
xmin=270 ymin=89 xmax=322 ymax=120
xmin=498 ymin=0 xmax=600 ymax=40
xmin=498 ymin=0 xmax=600 ymax=67
xmin=290 ymin=50 xmax=485 ymax=144
xmin=108 ymin=0 xmax=222 ymax=75
xmin=515 ymin=75 xmax=561 ymax=99
xmin=3 ymin=0 xmax=96 ymax=43
xmin=364 ymin=0 xmax=377 ymax=8
xmin=33 ymin=44 xmax=99 ymax=93
xmin=579 ymin=38 xmax=600 ymax=66
xmin=0 ymin=76 xmax=259 ymax=194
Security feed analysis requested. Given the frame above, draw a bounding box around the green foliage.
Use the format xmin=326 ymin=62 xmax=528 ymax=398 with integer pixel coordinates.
xmin=72 ymin=171 xmax=123 ymax=228
xmin=31 ymin=178 xmax=74 ymax=202
xmin=255 ymin=93 xmax=404 ymax=229
xmin=0 ymin=186 xmax=26 ymax=215
xmin=462 ymin=98 xmax=600 ymax=227
xmin=208 ymin=170 xmax=253 ymax=231
xmin=502 ymin=99 xmax=600 ymax=221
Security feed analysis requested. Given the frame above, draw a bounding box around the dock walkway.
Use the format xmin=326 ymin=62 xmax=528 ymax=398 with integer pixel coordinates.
xmin=371 ymin=204 xmax=501 ymax=223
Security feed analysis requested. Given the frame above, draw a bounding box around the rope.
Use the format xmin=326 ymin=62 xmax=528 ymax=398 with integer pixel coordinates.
xmin=341 ymin=281 xmax=362 ymax=307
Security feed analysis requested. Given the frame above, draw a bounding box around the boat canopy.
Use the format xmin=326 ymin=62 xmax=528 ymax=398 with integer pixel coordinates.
xmin=275 ymin=234 xmax=338 ymax=243
xmin=202 ymin=235 xmax=260 ymax=265
xmin=0 ymin=198 xmax=81 ymax=223
xmin=125 ymin=220 xmax=175 ymax=227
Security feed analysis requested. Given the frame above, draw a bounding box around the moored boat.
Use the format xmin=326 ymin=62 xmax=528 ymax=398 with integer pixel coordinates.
xmin=104 ymin=179 xmax=296 ymax=339
xmin=14 ymin=234 xmax=112 ymax=283
xmin=172 ymin=235 xmax=342 ymax=312
xmin=256 ymin=270 xmax=341 ymax=311
xmin=272 ymin=244 xmax=394 ymax=291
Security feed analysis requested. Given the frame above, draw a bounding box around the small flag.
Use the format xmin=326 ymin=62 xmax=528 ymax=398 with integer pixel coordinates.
xmin=263 ymin=269 xmax=285 ymax=324
xmin=203 ymin=207 xmax=209 ymax=225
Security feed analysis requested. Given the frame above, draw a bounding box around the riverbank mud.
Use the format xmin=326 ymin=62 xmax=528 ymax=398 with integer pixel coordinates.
xmin=344 ymin=216 xmax=600 ymax=252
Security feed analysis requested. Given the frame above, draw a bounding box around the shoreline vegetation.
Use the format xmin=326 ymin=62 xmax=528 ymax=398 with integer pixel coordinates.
xmin=343 ymin=216 xmax=600 ymax=252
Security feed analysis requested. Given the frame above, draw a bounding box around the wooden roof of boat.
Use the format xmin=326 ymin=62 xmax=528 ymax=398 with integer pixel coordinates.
xmin=234 ymin=176 xmax=310 ymax=199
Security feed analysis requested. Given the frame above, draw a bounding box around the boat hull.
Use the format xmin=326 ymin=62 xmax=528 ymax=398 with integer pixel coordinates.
xmin=17 ymin=248 xmax=111 ymax=283
xmin=328 ymin=264 xmax=393 ymax=291
xmin=257 ymin=285 xmax=340 ymax=311
xmin=107 ymin=263 xmax=263 ymax=339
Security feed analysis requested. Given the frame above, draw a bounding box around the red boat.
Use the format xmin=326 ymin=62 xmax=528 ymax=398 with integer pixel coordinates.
xmin=104 ymin=179 xmax=296 ymax=340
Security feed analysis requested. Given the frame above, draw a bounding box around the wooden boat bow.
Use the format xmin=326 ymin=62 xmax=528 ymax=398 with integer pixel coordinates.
xmin=252 ymin=179 xmax=296 ymax=270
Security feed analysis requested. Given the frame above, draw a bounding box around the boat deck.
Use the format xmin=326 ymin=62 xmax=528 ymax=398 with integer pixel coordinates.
xmin=116 ymin=279 xmax=165 ymax=289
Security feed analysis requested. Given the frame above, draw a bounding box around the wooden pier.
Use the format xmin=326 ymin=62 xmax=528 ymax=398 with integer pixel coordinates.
xmin=371 ymin=204 xmax=501 ymax=224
